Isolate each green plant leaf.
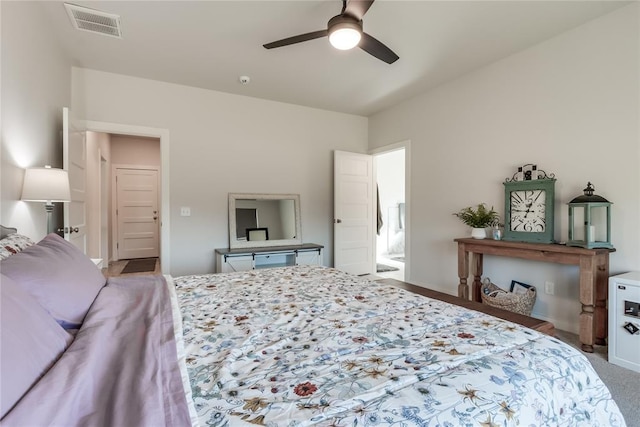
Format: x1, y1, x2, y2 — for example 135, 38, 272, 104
453, 203, 500, 228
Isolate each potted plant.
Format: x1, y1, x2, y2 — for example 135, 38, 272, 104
453, 203, 500, 239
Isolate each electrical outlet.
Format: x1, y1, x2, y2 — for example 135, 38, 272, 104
545, 281, 555, 295
180, 207, 191, 217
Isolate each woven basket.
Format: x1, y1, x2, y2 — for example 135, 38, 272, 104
480, 279, 536, 316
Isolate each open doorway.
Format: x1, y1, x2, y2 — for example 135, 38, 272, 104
374, 148, 405, 281
85, 128, 165, 276
83, 120, 170, 274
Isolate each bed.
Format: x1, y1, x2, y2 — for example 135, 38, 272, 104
0, 231, 627, 426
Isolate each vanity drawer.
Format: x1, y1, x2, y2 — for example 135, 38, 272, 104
254, 253, 295, 269
215, 244, 324, 273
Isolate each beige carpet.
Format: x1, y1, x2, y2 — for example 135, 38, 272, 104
555, 329, 638, 426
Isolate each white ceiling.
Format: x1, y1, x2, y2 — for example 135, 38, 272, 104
39, 0, 628, 116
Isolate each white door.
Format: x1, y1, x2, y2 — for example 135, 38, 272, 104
62, 107, 88, 253
115, 168, 159, 259
334, 151, 375, 275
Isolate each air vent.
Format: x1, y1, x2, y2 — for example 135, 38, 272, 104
64, 3, 122, 39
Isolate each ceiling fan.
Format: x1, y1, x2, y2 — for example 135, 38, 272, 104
263, 0, 399, 64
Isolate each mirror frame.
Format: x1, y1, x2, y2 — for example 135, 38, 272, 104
228, 193, 302, 249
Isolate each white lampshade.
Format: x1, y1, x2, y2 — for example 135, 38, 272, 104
329, 26, 361, 50
21, 167, 71, 202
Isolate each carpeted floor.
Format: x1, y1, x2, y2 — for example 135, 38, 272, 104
120, 258, 157, 274
555, 329, 638, 425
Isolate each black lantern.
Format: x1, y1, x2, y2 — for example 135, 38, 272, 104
567, 182, 613, 249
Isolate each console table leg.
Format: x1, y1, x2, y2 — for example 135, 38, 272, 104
457, 245, 469, 300
594, 254, 609, 346
579, 256, 597, 353
472, 253, 483, 302
580, 305, 595, 353
458, 278, 469, 300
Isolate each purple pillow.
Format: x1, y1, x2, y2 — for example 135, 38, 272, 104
0, 274, 73, 418
0, 233, 106, 329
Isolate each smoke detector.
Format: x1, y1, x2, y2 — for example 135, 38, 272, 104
64, 3, 122, 39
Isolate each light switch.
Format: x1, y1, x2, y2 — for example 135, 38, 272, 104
180, 207, 191, 216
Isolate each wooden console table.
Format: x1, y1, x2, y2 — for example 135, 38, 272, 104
454, 238, 614, 352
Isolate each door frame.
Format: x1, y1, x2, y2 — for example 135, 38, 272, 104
99, 152, 109, 263
63, 107, 88, 252
370, 140, 411, 281
84, 120, 171, 274
112, 164, 160, 261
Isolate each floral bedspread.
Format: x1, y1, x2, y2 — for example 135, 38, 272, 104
174, 266, 625, 427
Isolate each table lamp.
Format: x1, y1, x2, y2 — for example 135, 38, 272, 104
21, 166, 71, 234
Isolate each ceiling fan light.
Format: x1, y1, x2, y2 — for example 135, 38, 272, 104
329, 26, 361, 50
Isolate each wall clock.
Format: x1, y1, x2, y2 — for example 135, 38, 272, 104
503, 164, 556, 244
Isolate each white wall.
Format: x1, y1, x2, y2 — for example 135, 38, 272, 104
72, 68, 368, 275
369, 4, 639, 333
1, 2, 73, 239
110, 135, 160, 166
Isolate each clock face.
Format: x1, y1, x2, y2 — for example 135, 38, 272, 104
510, 190, 546, 232
503, 177, 555, 244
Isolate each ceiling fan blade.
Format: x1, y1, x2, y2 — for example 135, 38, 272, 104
263, 30, 328, 49
359, 32, 399, 64
344, 0, 374, 20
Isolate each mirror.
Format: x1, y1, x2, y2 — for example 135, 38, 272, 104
228, 193, 302, 249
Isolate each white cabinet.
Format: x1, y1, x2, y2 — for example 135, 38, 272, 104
215, 244, 323, 273
296, 249, 322, 266
222, 256, 254, 273
609, 271, 640, 373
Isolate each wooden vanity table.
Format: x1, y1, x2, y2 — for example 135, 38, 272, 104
454, 238, 615, 352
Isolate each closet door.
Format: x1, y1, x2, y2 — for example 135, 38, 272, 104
114, 167, 159, 260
